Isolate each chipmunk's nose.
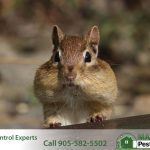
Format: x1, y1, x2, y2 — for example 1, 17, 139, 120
64, 65, 77, 83
68, 65, 73, 72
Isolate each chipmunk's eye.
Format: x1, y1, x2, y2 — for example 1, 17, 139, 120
84, 51, 91, 63
54, 51, 60, 63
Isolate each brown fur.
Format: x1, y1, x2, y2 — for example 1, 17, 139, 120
60, 36, 86, 66
34, 25, 118, 126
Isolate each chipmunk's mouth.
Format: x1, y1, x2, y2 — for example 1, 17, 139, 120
62, 80, 76, 87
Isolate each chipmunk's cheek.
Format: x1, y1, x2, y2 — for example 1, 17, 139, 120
74, 76, 86, 88
73, 73, 80, 83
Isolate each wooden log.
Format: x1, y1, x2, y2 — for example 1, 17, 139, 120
56, 114, 150, 129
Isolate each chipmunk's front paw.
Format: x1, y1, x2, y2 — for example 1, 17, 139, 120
44, 122, 61, 128
49, 122, 61, 128
43, 116, 62, 128
87, 113, 106, 124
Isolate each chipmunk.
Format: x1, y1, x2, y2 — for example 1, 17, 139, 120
34, 25, 118, 127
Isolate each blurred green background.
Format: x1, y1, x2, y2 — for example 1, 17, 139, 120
0, 0, 149, 128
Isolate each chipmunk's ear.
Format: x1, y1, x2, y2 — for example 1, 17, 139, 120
85, 25, 100, 45
52, 25, 64, 47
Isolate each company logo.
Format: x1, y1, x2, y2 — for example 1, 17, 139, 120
116, 133, 136, 149
116, 133, 150, 150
